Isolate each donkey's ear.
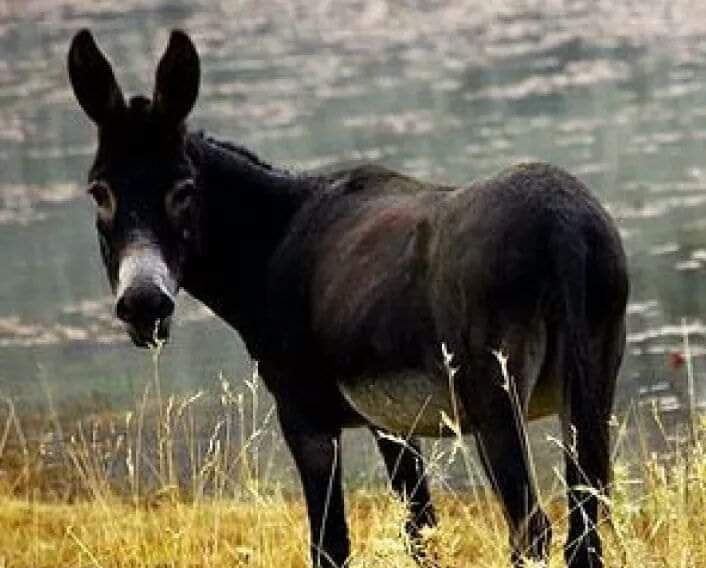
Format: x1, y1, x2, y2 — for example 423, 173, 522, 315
68, 29, 126, 124
153, 30, 200, 125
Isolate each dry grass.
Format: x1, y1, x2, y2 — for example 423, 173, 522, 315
3, 458, 706, 568
2, 347, 706, 567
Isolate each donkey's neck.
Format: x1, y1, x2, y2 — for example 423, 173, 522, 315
182, 132, 318, 353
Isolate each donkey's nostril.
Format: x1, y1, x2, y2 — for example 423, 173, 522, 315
116, 286, 175, 325
116, 295, 131, 323
156, 292, 175, 320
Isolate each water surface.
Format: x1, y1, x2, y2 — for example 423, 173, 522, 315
2, 0, 706, 478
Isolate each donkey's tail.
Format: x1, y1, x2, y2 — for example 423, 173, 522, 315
551, 234, 611, 488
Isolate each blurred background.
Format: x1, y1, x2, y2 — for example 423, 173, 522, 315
2, 0, 706, 484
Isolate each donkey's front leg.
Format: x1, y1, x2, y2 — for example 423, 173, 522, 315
279, 406, 349, 568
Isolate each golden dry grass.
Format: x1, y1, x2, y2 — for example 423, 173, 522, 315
0, 491, 517, 567
3, 354, 706, 567
2, 463, 706, 568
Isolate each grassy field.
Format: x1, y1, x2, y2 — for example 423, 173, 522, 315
2, 353, 706, 567
2, 453, 706, 568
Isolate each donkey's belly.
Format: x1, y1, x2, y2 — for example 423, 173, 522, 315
337, 372, 463, 436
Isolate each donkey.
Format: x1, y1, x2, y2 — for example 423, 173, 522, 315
68, 29, 628, 568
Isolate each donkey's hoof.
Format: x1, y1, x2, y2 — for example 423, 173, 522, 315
511, 510, 552, 567
564, 533, 603, 568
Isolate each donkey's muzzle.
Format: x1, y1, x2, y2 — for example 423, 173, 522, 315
115, 245, 177, 347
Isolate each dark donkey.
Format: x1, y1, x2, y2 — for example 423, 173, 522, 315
68, 29, 628, 568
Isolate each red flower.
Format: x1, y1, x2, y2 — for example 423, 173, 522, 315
669, 350, 686, 370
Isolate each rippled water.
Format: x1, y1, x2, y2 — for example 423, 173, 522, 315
2, 1, 706, 434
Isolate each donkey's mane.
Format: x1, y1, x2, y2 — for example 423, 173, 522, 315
195, 130, 291, 176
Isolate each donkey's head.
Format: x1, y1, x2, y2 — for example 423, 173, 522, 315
68, 30, 201, 347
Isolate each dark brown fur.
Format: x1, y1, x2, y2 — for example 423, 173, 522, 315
68, 30, 629, 568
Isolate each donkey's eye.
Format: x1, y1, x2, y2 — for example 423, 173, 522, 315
87, 181, 115, 222
88, 181, 110, 206
166, 179, 195, 220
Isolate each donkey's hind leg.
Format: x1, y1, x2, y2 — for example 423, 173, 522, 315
562, 321, 624, 568
461, 349, 552, 567
372, 429, 437, 560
